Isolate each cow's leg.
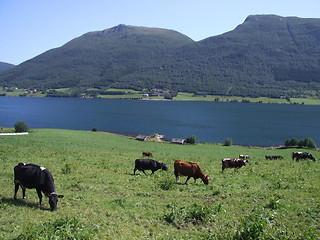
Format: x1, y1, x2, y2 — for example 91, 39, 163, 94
184, 176, 191, 184
134, 168, 137, 175
36, 189, 43, 206
22, 187, 26, 199
176, 176, 180, 183
142, 170, 147, 175
14, 183, 19, 199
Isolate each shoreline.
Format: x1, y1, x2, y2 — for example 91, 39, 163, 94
1, 127, 317, 150
1, 91, 320, 105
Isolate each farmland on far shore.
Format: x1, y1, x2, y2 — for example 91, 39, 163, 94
0, 128, 319, 239
1, 87, 320, 105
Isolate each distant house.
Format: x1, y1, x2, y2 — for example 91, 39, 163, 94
157, 134, 164, 141
171, 138, 185, 144
136, 135, 150, 141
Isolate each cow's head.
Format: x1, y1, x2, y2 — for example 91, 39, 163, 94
203, 175, 210, 185
309, 154, 316, 161
48, 192, 64, 211
161, 163, 168, 171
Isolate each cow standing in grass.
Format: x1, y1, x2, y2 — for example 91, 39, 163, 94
174, 160, 209, 185
292, 152, 316, 162
265, 155, 283, 160
14, 163, 64, 211
142, 152, 153, 157
134, 159, 168, 175
222, 158, 247, 172
239, 155, 250, 159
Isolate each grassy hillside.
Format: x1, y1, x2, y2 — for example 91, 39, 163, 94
0, 129, 319, 239
1, 15, 320, 99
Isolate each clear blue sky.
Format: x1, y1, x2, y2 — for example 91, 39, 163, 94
1, 0, 319, 65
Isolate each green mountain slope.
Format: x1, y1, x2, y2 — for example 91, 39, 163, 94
1, 15, 319, 98
168, 15, 320, 97
0, 61, 15, 73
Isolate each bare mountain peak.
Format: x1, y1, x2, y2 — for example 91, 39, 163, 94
244, 14, 285, 23
111, 24, 130, 32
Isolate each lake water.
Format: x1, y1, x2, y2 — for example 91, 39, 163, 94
0, 97, 319, 146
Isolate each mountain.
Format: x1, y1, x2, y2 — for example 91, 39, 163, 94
1, 15, 319, 98
171, 15, 320, 97
0, 24, 194, 90
0, 62, 15, 73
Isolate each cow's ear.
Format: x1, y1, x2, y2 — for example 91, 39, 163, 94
58, 195, 64, 198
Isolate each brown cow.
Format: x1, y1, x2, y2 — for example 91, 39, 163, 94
292, 152, 316, 162
222, 158, 247, 172
174, 160, 209, 185
142, 152, 153, 157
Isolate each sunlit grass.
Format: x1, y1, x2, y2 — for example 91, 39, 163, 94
290, 98, 320, 105
0, 129, 319, 239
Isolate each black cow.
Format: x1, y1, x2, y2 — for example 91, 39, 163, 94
134, 159, 168, 175
265, 155, 283, 160
14, 163, 64, 211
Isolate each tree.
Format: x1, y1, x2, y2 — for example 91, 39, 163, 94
299, 138, 317, 149
224, 138, 232, 146
14, 121, 29, 133
186, 135, 197, 144
289, 138, 299, 146
285, 139, 291, 147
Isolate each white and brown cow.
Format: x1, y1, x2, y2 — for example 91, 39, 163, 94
222, 158, 247, 172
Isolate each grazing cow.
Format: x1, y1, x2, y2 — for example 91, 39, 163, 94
134, 159, 168, 175
292, 152, 316, 162
222, 158, 247, 172
174, 160, 209, 185
239, 155, 250, 159
14, 163, 64, 211
142, 151, 153, 157
265, 155, 283, 160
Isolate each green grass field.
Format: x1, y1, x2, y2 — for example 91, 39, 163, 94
0, 129, 319, 239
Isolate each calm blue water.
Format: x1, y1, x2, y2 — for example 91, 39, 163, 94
0, 97, 319, 146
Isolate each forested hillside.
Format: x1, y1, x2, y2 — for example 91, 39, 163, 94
1, 15, 319, 98
0, 62, 15, 73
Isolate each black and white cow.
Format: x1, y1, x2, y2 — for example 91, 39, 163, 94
134, 159, 168, 175
14, 163, 64, 211
222, 158, 247, 172
292, 152, 316, 162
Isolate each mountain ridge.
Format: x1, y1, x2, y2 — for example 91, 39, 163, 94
0, 62, 15, 73
1, 15, 319, 98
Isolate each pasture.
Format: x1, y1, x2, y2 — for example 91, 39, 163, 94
0, 129, 319, 239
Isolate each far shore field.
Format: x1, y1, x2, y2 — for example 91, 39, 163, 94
1, 87, 320, 105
